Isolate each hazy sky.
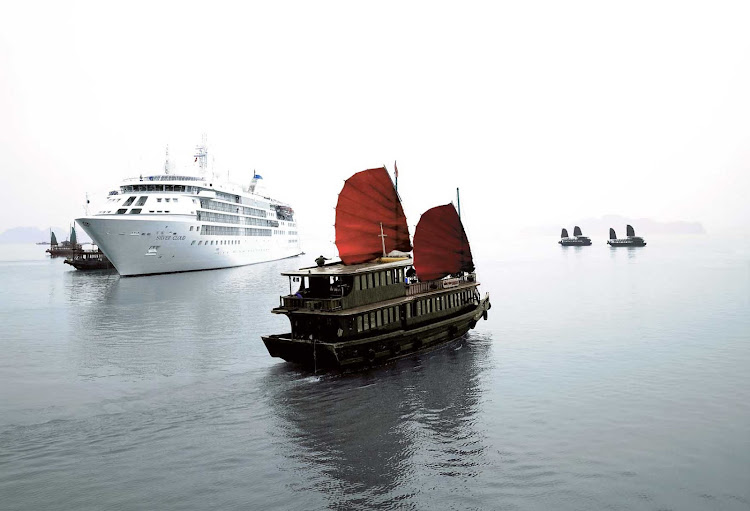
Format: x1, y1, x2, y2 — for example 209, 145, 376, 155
2, 1, 749, 243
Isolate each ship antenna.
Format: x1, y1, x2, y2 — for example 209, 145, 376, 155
379, 222, 388, 257
193, 134, 208, 175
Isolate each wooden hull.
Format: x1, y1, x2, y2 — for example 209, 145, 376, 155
262, 296, 490, 370
559, 240, 591, 246
607, 240, 646, 247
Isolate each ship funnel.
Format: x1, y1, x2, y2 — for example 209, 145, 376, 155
626, 224, 635, 237
561, 228, 569, 238
573, 226, 582, 236
609, 228, 616, 240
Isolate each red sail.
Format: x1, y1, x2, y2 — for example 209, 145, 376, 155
335, 167, 412, 265
413, 204, 474, 281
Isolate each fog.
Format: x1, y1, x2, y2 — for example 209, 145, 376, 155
2, 1, 749, 245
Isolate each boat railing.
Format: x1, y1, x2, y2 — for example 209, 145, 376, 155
405, 274, 476, 296
122, 175, 205, 183
279, 296, 343, 311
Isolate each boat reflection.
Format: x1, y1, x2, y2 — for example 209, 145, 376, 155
261, 333, 492, 508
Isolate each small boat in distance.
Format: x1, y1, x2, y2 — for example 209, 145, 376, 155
64, 248, 115, 271
607, 225, 646, 247
46, 226, 83, 257
559, 226, 592, 246
261, 166, 490, 371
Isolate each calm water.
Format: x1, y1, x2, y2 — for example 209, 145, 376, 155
1, 236, 749, 510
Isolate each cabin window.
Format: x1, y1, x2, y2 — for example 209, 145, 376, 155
363, 314, 370, 331
129, 208, 141, 214
354, 276, 360, 291
136, 196, 148, 206
361, 275, 367, 290
417, 301, 422, 316
389, 307, 394, 323
370, 312, 376, 328
376, 310, 382, 326
165, 198, 170, 203
395, 307, 400, 321
123, 196, 136, 206
198, 241, 203, 245
368, 273, 374, 288
157, 198, 162, 202
374, 272, 380, 287
116, 209, 127, 214
386, 271, 392, 285
189, 226, 193, 231
357, 316, 363, 332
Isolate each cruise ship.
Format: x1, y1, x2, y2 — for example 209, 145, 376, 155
76, 141, 303, 276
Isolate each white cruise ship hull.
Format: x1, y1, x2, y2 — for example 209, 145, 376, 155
77, 216, 303, 276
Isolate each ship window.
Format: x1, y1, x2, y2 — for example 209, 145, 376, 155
189, 226, 193, 231
173, 198, 178, 203
157, 198, 162, 202
135, 196, 148, 206
191, 240, 196, 245
376, 310, 382, 326
360, 275, 367, 290
395, 307, 400, 321
198, 241, 203, 245
369, 274, 374, 288
363, 315, 369, 331
357, 316, 363, 332
386, 271, 392, 285
123, 196, 136, 206
354, 277, 360, 291
129, 208, 141, 214
374, 273, 380, 287
165, 198, 170, 202
370, 312, 376, 328
116, 209, 127, 214
388, 308, 394, 323
417, 301, 422, 316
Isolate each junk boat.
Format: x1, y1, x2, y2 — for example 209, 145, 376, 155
64, 248, 115, 271
559, 226, 592, 246
262, 166, 491, 370
46, 226, 82, 257
607, 225, 646, 247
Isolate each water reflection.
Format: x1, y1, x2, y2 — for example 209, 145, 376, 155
63, 258, 302, 379
261, 334, 492, 509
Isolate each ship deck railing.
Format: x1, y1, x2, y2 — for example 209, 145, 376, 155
279, 296, 343, 311
406, 274, 475, 296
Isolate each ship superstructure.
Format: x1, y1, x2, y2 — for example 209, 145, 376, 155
76, 141, 302, 276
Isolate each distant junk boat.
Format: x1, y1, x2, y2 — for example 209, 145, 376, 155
261, 165, 491, 371
559, 226, 592, 246
46, 225, 83, 257
607, 225, 647, 247
64, 248, 115, 271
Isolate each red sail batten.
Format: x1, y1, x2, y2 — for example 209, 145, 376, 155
335, 167, 412, 265
413, 204, 474, 281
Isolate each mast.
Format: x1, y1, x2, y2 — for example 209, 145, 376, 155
379, 223, 387, 257
194, 134, 208, 175
456, 188, 461, 219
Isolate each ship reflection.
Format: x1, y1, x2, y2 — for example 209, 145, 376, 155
261, 334, 492, 509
